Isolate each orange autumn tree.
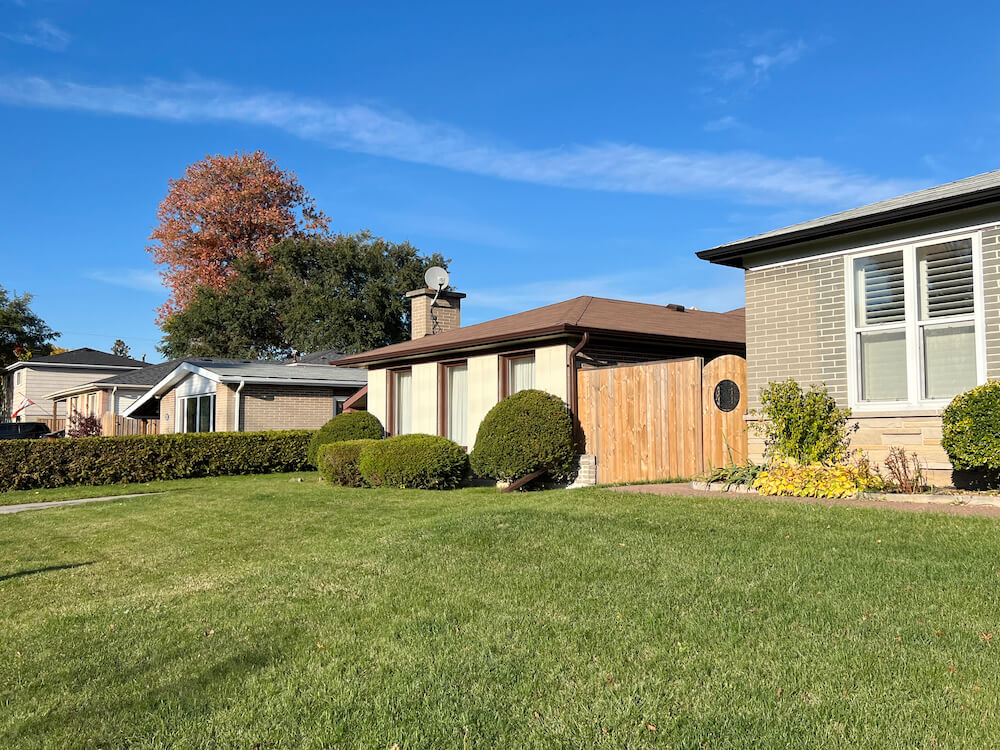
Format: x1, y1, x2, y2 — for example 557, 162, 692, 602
147, 151, 330, 320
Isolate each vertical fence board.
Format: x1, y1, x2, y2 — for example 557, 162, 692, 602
576, 356, 746, 484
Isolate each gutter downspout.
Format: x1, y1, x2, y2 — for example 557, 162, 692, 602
567, 332, 589, 449
234, 379, 246, 432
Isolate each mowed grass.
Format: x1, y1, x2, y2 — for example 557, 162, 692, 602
1, 475, 999, 749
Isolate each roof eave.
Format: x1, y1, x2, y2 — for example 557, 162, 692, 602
336, 324, 745, 368
697, 185, 1000, 267
334, 327, 574, 368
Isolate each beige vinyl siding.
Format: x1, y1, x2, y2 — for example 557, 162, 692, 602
16, 367, 139, 421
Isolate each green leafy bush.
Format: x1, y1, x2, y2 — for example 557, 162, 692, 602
0, 430, 313, 491
317, 439, 377, 487
358, 434, 468, 489
942, 381, 1000, 475
470, 389, 576, 482
753, 379, 853, 463
307, 411, 384, 465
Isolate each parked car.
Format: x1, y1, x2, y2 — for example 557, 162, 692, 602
0, 422, 53, 440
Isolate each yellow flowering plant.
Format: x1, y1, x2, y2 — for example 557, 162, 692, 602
753, 456, 886, 499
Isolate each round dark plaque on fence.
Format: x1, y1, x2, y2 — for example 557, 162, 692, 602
713, 379, 740, 412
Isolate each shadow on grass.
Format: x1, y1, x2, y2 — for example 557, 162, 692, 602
0, 562, 95, 583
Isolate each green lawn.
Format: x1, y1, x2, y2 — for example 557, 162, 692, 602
1, 475, 998, 749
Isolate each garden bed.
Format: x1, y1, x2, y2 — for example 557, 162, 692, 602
690, 481, 1000, 507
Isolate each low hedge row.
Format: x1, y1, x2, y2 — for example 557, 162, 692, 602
0, 430, 314, 491
359, 434, 468, 489
307, 411, 385, 466
317, 439, 378, 488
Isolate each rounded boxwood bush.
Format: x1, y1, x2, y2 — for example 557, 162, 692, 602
317, 438, 378, 487
942, 381, 1000, 473
358, 434, 468, 489
470, 389, 576, 482
308, 411, 384, 466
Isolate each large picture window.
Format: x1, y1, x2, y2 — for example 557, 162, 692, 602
181, 394, 215, 432
389, 368, 412, 435
849, 234, 982, 408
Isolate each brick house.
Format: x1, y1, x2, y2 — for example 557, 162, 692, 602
122, 359, 367, 433
698, 170, 1000, 484
336, 287, 745, 450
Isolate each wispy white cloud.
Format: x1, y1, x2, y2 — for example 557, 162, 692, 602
1, 19, 70, 51
86, 269, 163, 293
704, 115, 740, 132
705, 35, 812, 96
0, 74, 922, 207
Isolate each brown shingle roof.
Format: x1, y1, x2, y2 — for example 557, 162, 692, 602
336, 296, 746, 367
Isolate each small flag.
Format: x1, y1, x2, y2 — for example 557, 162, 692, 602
11, 397, 35, 419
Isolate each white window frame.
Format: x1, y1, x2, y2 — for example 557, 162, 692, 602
179, 393, 216, 433
844, 228, 987, 412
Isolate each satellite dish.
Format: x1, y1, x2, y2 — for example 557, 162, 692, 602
424, 266, 450, 291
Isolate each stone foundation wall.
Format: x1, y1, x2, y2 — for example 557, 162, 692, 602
747, 412, 953, 486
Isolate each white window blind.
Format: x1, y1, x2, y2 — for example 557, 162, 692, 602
509, 356, 535, 394
446, 364, 468, 446
856, 251, 905, 326
918, 239, 974, 320
859, 330, 907, 401
923, 324, 977, 400
393, 370, 412, 435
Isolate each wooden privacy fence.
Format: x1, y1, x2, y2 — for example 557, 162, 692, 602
101, 414, 159, 437
576, 355, 748, 484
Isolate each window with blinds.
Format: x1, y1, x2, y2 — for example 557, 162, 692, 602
849, 234, 981, 405
855, 251, 905, 326
918, 239, 974, 320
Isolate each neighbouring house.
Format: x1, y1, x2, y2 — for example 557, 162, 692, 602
335, 288, 746, 467
44, 358, 192, 435
122, 359, 367, 433
698, 169, 1000, 485
4, 348, 147, 426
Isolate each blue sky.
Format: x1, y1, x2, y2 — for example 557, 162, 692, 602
2, 1, 998, 362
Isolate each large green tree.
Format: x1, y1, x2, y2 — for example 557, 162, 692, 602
0, 285, 58, 368
1, 285, 59, 416
158, 232, 447, 359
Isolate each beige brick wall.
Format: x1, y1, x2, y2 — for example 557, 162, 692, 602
216, 383, 235, 432
745, 255, 847, 411
744, 222, 1000, 487
408, 289, 463, 339
159, 389, 176, 434
240, 385, 336, 432
983, 226, 1000, 380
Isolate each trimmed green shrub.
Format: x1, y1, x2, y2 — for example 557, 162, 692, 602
942, 382, 1000, 474
470, 389, 576, 482
0, 430, 313, 492
317, 439, 377, 487
358, 434, 468, 489
308, 411, 384, 465
753, 379, 853, 463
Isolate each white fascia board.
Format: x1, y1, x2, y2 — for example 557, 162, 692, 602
4, 361, 145, 372
121, 363, 222, 418
214, 375, 367, 387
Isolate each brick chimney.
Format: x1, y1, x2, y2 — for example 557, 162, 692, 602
407, 288, 466, 339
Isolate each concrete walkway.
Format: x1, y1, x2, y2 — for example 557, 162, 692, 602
613, 483, 1000, 519
0, 492, 160, 515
